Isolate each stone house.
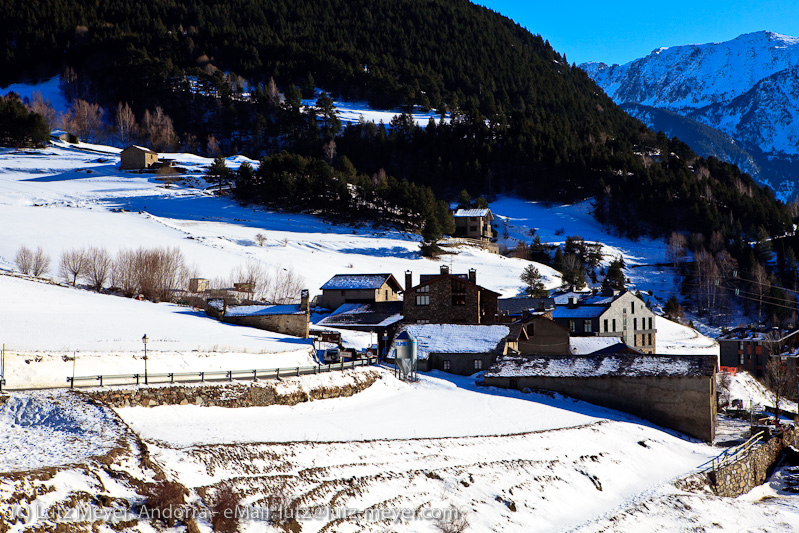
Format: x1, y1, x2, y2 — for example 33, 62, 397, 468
318, 273, 402, 310
552, 289, 657, 354
120, 145, 159, 170
387, 323, 510, 375
213, 290, 311, 338
453, 208, 495, 240
718, 327, 799, 378
484, 354, 718, 441
316, 301, 404, 356
402, 266, 499, 325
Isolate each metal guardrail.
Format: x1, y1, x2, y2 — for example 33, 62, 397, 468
699, 433, 764, 473
66, 357, 378, 388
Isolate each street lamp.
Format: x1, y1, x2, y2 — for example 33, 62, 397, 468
142, 334, 148, 385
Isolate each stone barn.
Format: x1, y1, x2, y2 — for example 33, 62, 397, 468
214, 290, 311, 338
120, 145, 159, 170
484, 354, 717, 441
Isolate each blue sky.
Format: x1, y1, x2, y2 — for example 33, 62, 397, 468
476, 1, 799, 65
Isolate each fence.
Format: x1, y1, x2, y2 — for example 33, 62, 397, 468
67, 357, 378, 388
698, 432, 764, 473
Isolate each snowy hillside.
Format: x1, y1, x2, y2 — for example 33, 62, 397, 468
582, 31, 799, 198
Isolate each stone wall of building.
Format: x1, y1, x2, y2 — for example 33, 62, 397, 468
222, 312, 309, 338
710, 427, 799, 497
83, 369, 379, 409
483, 374, 716, 441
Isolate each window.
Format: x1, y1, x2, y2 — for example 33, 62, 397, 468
648, 317, 653, 330
474, 359, 483, 370
452, 294, 466, 306
604, 319, 609, 332
417, 319, 430, 324
634, 318, 638, 331
452, 280, 466, 292
569, 320, 576, 333
631, 302, 635, 314
418, 285, 429, 293
416, 294, 429, 306
583, 320, 592, 333
528, 323, 535, 337
443, 360, 451, 371
739, 353, 745, 365
612, 319, 616, 331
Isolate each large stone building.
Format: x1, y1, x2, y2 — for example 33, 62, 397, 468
120, 145, 159, 170
318, 273, 402, 310
402, 266, 499, 325
484, 353, 718, 441
452, 208, 495, 241
552, 290, 657, 354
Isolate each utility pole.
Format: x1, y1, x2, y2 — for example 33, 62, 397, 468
142, 334, 148, 385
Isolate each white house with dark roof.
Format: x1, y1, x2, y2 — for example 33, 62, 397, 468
318, 273, 403, 310
453, 208, 494, 240
552, 289, 656, 354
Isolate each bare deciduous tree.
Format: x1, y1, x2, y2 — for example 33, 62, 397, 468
667, 232, 687, 268
15, 246, 34, 274
59, 248, 87, 285
116, 101, 137, 147
434, 505, 469, 533
255, 233, 267, 247
27, 92, 57, 130
70, 99, 105, 142
31, 246, 50, 277
752, 264, 770, 324
143, 107, 177, 151
765, 356, 795, 421
84, 246, 113, 291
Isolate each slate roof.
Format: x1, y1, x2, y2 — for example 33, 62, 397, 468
499, 297, 555, 315
552, 306, 606, 319
717, 326, 799, 343
317, 302, 403, 328
321, 273, 400, 291
569, 337, 639, 355
486, 354, 716, 378
453, 208, 492, 217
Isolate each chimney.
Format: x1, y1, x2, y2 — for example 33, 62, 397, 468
405, 270, 413, 291
440, 265, 450, 275
468, 268, 476, 285
300, 289, 309, 312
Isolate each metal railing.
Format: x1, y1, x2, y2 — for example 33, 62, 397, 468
699, 433, 764, 473
66, 357, 378, 388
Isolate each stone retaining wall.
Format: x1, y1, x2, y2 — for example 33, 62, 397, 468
82, 369, 380, 409
710, 427, 799, 497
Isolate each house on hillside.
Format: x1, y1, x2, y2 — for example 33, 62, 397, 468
552, 289, 657, 354
402, 266, 499, 325
387, 323, 510, 374
318, 273, 403, 310
453, 208, 495, 241
484, 354, 718, 441
496, 296, 555, 323
211, 290, 311, 338
718, 327, 799, 378
50, 130, 78, 144
120, 145, 159, 170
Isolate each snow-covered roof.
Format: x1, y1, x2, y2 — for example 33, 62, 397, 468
552, 306, 606, 319
389, 324, 509, 360
318, 302, 403, 328
321, 274, 397, 291
122, 145, 157, 154
453, 208, 492, 218
225, 304, 305, 317
569, 337, 632, 355
718, 327, 799, 342
486, 354, 716, 378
